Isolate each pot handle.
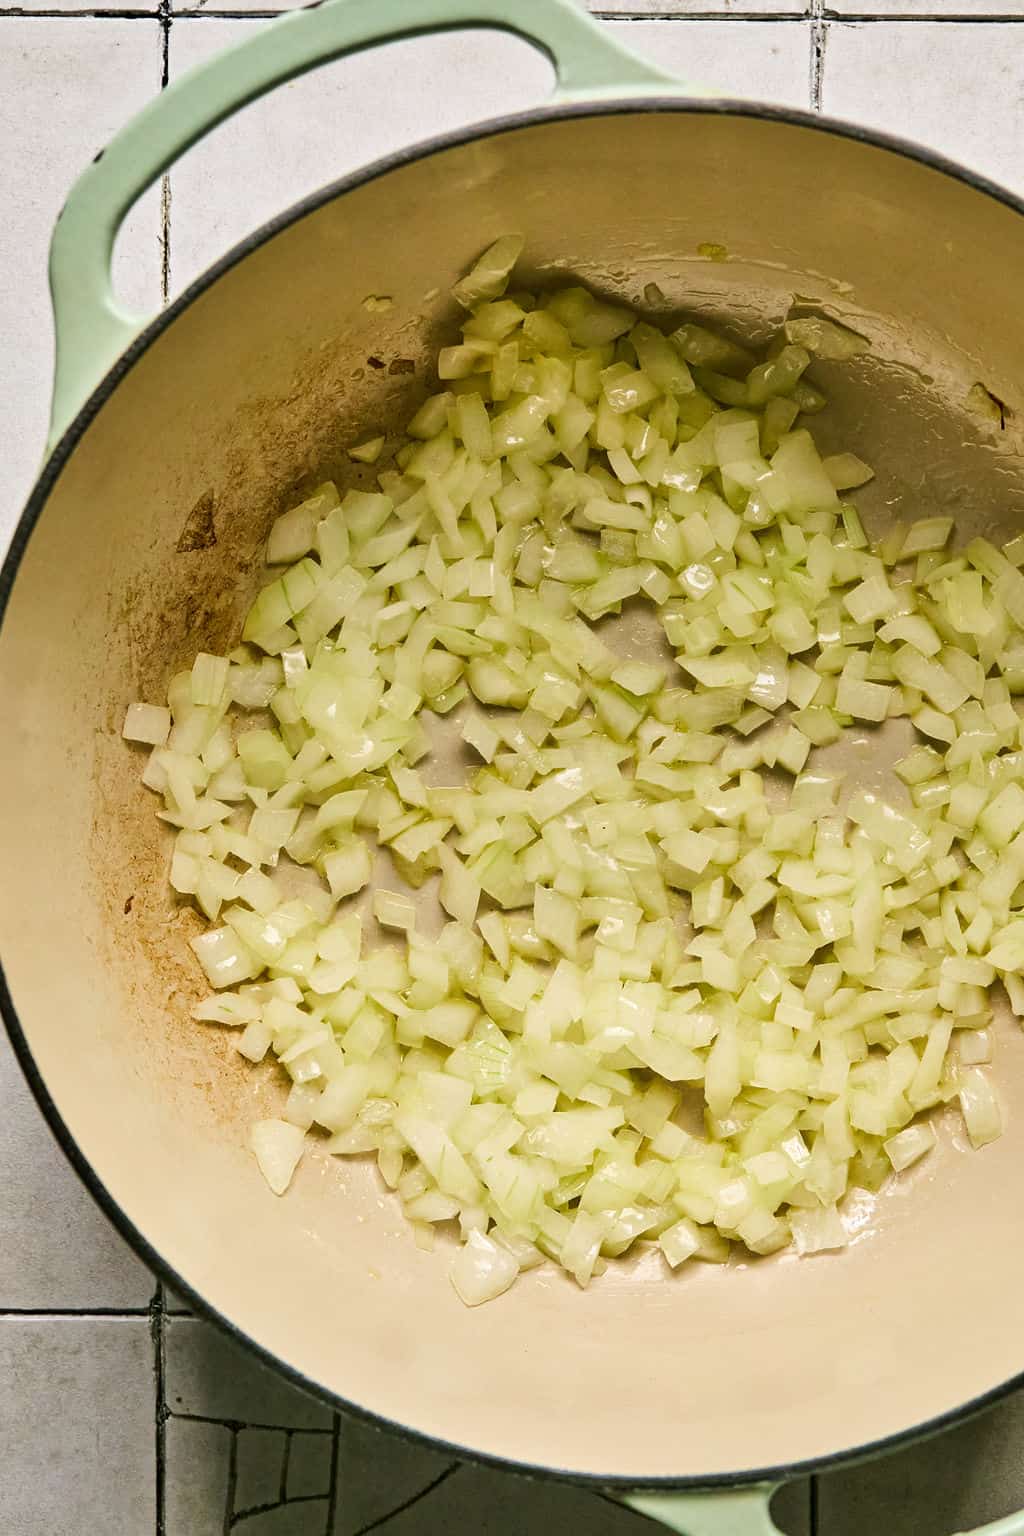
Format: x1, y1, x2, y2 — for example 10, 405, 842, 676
955, 1515, 1024, 1535
620, 1485, 782, 1533
46, 0, 677, 451
620, 1485, 1024, 1534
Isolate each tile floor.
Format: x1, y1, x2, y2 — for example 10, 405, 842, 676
1, 2, 1023, 1531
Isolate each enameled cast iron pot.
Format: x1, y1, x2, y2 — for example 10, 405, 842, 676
3, 2, 1024, 1529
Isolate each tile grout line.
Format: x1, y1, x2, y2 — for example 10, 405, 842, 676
159, 0, 172, 305
810, 0, 826, 111
160, 172, 172, 304
352, 1463, 460, 1536
0, 6, 158, 15
169, 5, 1024, 17
166, 1409, 334, 1432
593, 8, 815, 17
279, 1429, 293, 1505
233, 1492, 329, 1523
222, 1428, 238, 1533
823, 8, 1024, 16
152, 21, 173, 1527
159, 9, 1024, 19
0, 1306, 154, 1317
325, 1413, 342, 1534
1, 7, 1023, 18
150, 1283, 168, 1536
810, 1472, 820, 1536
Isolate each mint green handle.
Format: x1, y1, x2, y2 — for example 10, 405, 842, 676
955, 1515, 1024, 1536
46, 0, 677, 451
623, 1485, 781, 1534
621, 1481, 1024, 1533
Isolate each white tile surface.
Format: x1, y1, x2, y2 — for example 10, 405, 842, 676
167, 0, 327, 8
171, 0, 315, 9
600, 1, 806, 11
614, 19, 810, 102
170, 0, 808, 12
0, 1036, 154, 1308
0, 1318, 155, 1533
822, 22, 1024, 197
0, 18, 163, 545
167, 17, 807, 300
828, 2, 1018, 13
26, 0, 161, 9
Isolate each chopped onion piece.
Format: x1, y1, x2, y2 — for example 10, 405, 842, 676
190, 927, 258, 988
250, 1118, 305, 1194
123, 702, 171, 746
884, 1122, 936, 1172
784, 315, 869, 360
349, 436, 385, 464
959, 1068, 1003, 1150
373, 889, 416, 931
823, 453, 874, 491
790, 1207, 847, 1256
658, 1218, 701, 1269
452, 235, 524, 309
449, 1228, 519, 1305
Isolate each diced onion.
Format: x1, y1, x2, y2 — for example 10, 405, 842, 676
129, 244, 1019, 1306
790, 1207, 848, 1255
123, 702, 171, 745
784, 315, 869, 361
658, 1218, 701, 1268
449, 1228, 519, 1305
959, 1068, 1003, 1150
349, 436, 385, 465
249, 1118, 305, 1194
884, 1122, 936, 1173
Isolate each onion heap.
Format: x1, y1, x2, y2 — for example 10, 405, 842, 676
125, 237, 1015, 1306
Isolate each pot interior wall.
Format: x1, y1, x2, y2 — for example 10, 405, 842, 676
2, 108, 1024, 1481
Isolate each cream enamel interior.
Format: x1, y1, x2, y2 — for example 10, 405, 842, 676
3, 110, 1024, 1482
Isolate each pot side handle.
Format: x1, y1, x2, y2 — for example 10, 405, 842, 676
46, 0, 678, 452
622, 1485, 783, 1534
955, 1515, 1024, 1536
621, 1486, 1024, 1535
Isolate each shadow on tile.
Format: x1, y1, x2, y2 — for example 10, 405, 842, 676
166, 1417, 232, 1536
164, 1316, 331, 1429
817, 1388, 1024, 1536
332, 1459, 810, 1535
335, 1416, 451, 1534
163, 1283, 195, 1315
158, 1327, 812, 1534
333, 1414, 810, 1535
